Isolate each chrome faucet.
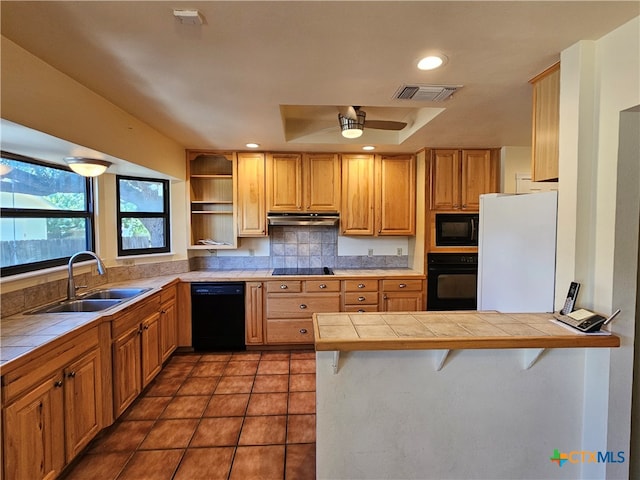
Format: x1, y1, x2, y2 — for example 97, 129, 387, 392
67, 251, 106, 300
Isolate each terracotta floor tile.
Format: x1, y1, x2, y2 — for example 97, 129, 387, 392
176, 376, 220, 396
139, 419, 199, 450
168, 354, 201, 364
253, 374, 289, 393
122, 396, 171, 420
173, 447, 234, 480
63, 452, 132, 480
239, 415, 287, 445
144, 376, 184, 396
257, 359, 290, 375
247, 392, 288, 415
229, 445, 285, 480
191, 361, 227, 377
290, 351, 316, 360
289, 373, 316, 392
259, 351, 291, 361
285, 443, 316, 480
88, 420, 154, 453
157, 363, 195, 378
215, 375, 254, 394
116, 449, 183, 480
288, 391, 316, 414
204, 393, 250, 417
160, 395, 209, 419
199, 353, 232, 362
190, 417, 243, 447
287, 414, 316, 444
231, 351, 262, 361
290, 358, 316, 374
224, 359, 259, 375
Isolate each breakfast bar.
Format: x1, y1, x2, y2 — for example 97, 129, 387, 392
313, 311, 620, 480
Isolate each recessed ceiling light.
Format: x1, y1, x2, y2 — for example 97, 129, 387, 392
245, 143, 260, 148
362, 146, 375, 151
417, 54, 448, 71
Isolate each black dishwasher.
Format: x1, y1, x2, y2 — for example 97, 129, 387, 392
191, 283, 245, 351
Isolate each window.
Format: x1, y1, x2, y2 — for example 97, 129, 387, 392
0, 152, 95, 276
116, 175, 170, 256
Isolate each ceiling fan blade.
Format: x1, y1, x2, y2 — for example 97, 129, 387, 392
364, 120, 407, 131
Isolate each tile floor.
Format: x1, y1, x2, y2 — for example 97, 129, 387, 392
62, 350, 316, 480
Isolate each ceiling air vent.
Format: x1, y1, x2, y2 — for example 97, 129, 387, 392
394, 84, 461, 102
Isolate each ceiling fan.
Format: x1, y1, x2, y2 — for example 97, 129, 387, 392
338, 106, 407, 138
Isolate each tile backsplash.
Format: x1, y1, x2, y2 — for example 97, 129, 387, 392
270, 225, 337, 269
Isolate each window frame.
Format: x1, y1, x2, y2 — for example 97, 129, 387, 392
0, 151, 96, 277
116, 174, 170, 257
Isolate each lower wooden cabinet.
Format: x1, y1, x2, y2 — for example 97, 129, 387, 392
343, 279, 379, 312
245, 282, 264, 345
160, 285, 178, 362
381, 279, 425, 312
2, 329, 102, 480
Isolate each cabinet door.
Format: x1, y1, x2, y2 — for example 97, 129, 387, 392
304, 153, 340, 211
237, 152, 267, 236
141, 311, 162, 387
267, 153, 303, 211
245, 282, 264, 345
64, 348, 102, 461
430, 150, 460, 210
341, 154, 375, 235
460, 150, 495, 210
3, 374, 65, 480
113, 325, 142, 418
531, 63, 560, 181
377, 154, 415, 235
160, 299, 178, 362
382, 292, 424, 312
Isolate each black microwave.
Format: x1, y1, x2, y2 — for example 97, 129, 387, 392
435, 213, 479, 247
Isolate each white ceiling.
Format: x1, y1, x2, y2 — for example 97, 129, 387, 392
1, 1, 638, 154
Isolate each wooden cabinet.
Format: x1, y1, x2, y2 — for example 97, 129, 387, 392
381, 279, 425, 312
245, 281, 264, 345
237, 152, 267, 236
265, 279, 340, 344
530, 63, 560, 181
430, 149, 498, 211
267, 153, 340, 212
187, 151, 237, 249
111, 293, 162, 417
341, 154, 415, 235
159, 285, 178, 362
343, 279, 379, 312
2, 328, 102, 480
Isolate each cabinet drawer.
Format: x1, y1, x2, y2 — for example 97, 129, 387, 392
266, 281, 302, 293
343, 280, 379, 292
111, 294, 161, 338
305, 280, 340, 292
266, 294, 340, 319
343, 305, 379, 313
344, 292, 379, 305
266, 320, 314, 344
381, 279, 423, 292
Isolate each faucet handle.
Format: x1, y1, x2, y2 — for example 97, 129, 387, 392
75, 285, 87, 291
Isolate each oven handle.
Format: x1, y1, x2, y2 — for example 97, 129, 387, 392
428, 265, 477, 274
470, 217, 477, 243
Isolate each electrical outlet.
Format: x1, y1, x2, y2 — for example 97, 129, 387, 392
122, 258, 134, 266
249, 249, 255, 256
368, 248, 374, 257
397, 247, 403, 256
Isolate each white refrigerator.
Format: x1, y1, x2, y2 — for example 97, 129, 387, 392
477, 191, 558, 313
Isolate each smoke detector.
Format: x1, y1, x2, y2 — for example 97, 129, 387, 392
173, 9, 203, 25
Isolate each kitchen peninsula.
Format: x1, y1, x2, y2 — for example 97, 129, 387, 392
313, 311, 620, 480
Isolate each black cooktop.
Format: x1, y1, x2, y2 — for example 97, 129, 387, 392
272, 267, 334, 276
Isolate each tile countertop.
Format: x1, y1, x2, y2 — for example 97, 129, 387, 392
0, 268, 424, 369
313, 311, 621, 351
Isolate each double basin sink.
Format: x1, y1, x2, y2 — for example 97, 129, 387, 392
28, 288, 151, 314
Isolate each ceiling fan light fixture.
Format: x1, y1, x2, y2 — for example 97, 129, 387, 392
417, 54, 448, 71
339, 110, 366, 139
64, 157, 112, 177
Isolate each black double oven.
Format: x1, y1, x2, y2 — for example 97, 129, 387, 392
427, 213, 479, 311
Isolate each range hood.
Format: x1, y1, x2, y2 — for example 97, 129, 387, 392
267, 212, 339, 226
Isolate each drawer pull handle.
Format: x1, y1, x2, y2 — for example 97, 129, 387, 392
319, 284, 327, 289
357, 283, 365, 289
280, 284, 288, 289
358, 296, 366, 302
54, 380, 63, 388
67, 371, 76, 378
299, 328, 308, 334
357, 309, 365, 313
299, 304, 307, 309
399, 283, 407, 288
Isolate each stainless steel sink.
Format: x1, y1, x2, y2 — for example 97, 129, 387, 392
80, 287, 151, 300
29, 298, 122, 314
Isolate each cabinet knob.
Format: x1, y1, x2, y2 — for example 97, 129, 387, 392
357, 309, 365, 313
161, 309, 167, 314
299, 328, 308, 334
258, 284, 262, 289
453, 204, 460, 209
462, 204, 467, 209
357, 296, 366, 302
399, 283, 407, 288
383, 294, 388, 300
67, 371, 76, 378
357, 283, 366, 289
299, 304, 307, 309
280, 284, 288, 289
319, 284, 327, 289
143, 325, 149, 330
54, 380, 63, 388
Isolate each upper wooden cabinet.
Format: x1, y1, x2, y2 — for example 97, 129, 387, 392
430, 149, 498, 211
237, 152, 267, 236
342, 154, 416, 236
530, 63, 560, 182
266, 153, 340, 212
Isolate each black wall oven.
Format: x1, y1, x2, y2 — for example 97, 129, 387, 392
427, 253, 478, 310
435, 213, 479, 247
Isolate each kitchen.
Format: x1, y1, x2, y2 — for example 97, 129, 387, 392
1, 2, 639, 480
